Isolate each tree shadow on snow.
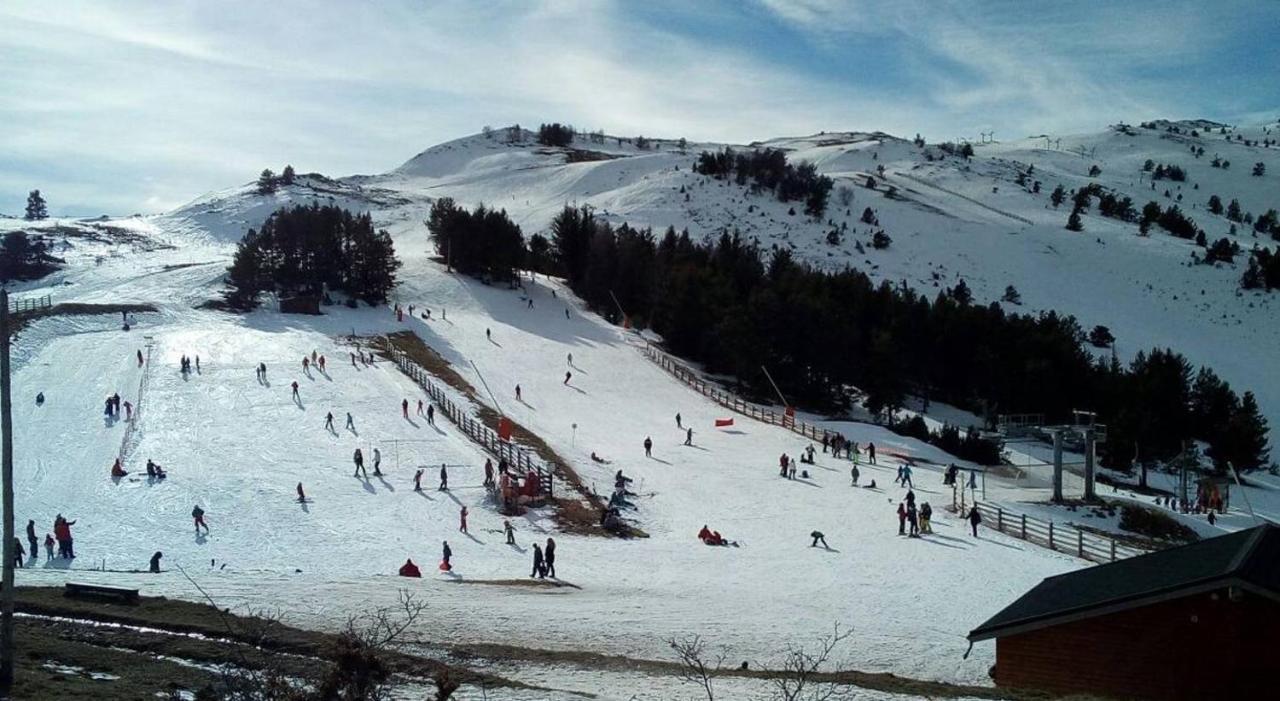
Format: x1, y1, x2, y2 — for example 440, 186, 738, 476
648, 456, 672, 465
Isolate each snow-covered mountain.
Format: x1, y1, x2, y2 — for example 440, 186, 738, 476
140, 119, 1280, 432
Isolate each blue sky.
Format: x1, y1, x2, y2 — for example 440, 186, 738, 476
2, 0, 1277, 216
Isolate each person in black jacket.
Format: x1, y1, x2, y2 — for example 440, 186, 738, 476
531, 543, 545, 579
968, 505, 982, 537
544, 537, 556, 578
149, 551, 163, 573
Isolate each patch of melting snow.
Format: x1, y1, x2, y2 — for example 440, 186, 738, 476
42, 660, 120, 681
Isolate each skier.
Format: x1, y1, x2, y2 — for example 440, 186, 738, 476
531, 543, 545, 579
567, 352, 573, 366
192, 505, 209, 534
486, 328, 491, 341
291, 381, 299, 400
372, 447, 382, 476
258, 362, 267, 382
643, 436, 653, 458
324, 412, 335, 431
439, 463, 448, 491
441, 541, 452, 571
504, 520, 516, 545
426, 404, 434, 425
685, 428, 693, 446
484, 459, 494, 487
112, 393, 121, 415
907, 503, 919, 537
123, 400, 133, 421
527, 298, 534, 309
137, 349, 144, 367
920, 502, 933, 534
311, 350, 318, 364
195, 356, 201, 373
43, 533, 54, 561
296, 482, 306, 503
850, 464, 860, 486
402, 398, 409, 418
868, 442, 877, 464
895, 465, 905, 486
318, 355, 326, 372
353, 448, 366, 478
967, 505, 982, 537
416, 399, 424, 416
810, 531, 829, 548
563, 371, 572, 385
516, 385, 522, 401
25, 519, 37, 562
413, 468, 424, 492
901, 465, 913, 489
345, 412, 355, 431
303, 357, 310, 373
544, 537, 557, 578
675, 413, 682, 429
1208, 510, 1217, 526
822, 434, 829, 453
149, 551, 163, 573
103, 396, 113, 418
459, 506, 468, 533
564, 308, 569, 319
897, 502, 907, 535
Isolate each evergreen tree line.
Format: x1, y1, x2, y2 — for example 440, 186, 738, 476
0, 231, 62, 282
537, 123, 575, 147
224, 204, 400, 309
426, 198, 524, 284
428, 200, 1271, 472
1242, 247, 1280, 290
24, 190, 48, 220
256, 165, 297, 194
693, 147, 834, 217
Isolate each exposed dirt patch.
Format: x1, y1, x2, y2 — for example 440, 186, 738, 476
375, 331, 646, 539
8, 302, 159, 337
446, 578, 582, 590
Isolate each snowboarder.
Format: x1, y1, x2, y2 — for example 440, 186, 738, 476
398, 558, 421, 577
644, 436, 653, 458
868, 442, 877, 464
372, 447, 381, 476
353, 448, 366, 478
810, 531, 829, 548
544, 537, 556, 578
324, 412, 335, 431
563, 371, 571, 385
897, 502, 907, 535
967, 505, 982, 537
439, 463, 448, 491
291, 381, 299, 400
675, 413, 682, 429
413, 468, 424, 492
192, 505, 209, 534
531, 543, 545, 579
459, 506, 468, 533
504, 520, 516, 545
441, 541, 452, 571
685, 428, 693, 446
402, 398, 409, 418
149, 551, 163, 573
345, 412, 355, 431
297, 482, 306, 503
850, 465, 860, 486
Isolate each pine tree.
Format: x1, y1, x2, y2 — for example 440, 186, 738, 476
1253, 162, 1266, 177
1227, 199, 1243, 222
257, 169, 277, 195
1066, 210, 1083, 231
1208, 195, 1223, 215
24, 190, 48, 220
1224, 392, 1270, 470
1050, 185, 1066, 207
281, 165, 296, 185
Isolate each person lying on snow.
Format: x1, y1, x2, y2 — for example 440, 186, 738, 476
591, 452, 612, 464
145, 459, 167, 479
111, 459, 128, 478
698, 525, 737, 547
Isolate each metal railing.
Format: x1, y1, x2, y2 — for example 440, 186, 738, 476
8, 294, 52, 315
968, 501, 1147, 564
641, 342, 836, 443
386, 345, 552, 497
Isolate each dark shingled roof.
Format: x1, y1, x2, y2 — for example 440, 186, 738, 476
969, 524, 1280, 642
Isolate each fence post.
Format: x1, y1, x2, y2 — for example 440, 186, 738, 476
1078, 529, 1084, 558
1021, 514, 1026, 540
997, 508, 1003, 532
1111, 539, 1117, 562
1048, 522, 1054, 550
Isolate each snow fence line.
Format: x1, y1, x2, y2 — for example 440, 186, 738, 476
386, 343, 553, 498
891, 172, 1034, 226
116, 338, 154, 466
640, 342, 835, 444
968, 500, 1149, 564
9, 293, 53, 315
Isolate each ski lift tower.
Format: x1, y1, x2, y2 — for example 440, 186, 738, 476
1046, 410, 1106, 503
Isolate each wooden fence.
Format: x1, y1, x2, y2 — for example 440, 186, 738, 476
641, 342, 836, 443
387, 345, 552, 497
970, 501, 1147, 564
9, 294, 52, 315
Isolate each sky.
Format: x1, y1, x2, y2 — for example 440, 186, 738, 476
2, 0, 1278, 217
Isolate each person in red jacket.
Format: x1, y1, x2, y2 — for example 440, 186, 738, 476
398, 558, 422, 577
897, 502, 908, 535
111, 458, 128, 478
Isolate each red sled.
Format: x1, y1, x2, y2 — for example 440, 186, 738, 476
439, 561, 452, 571
715, 418, 734, 428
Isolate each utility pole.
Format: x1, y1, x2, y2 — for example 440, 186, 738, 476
1, 289, 14, 694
